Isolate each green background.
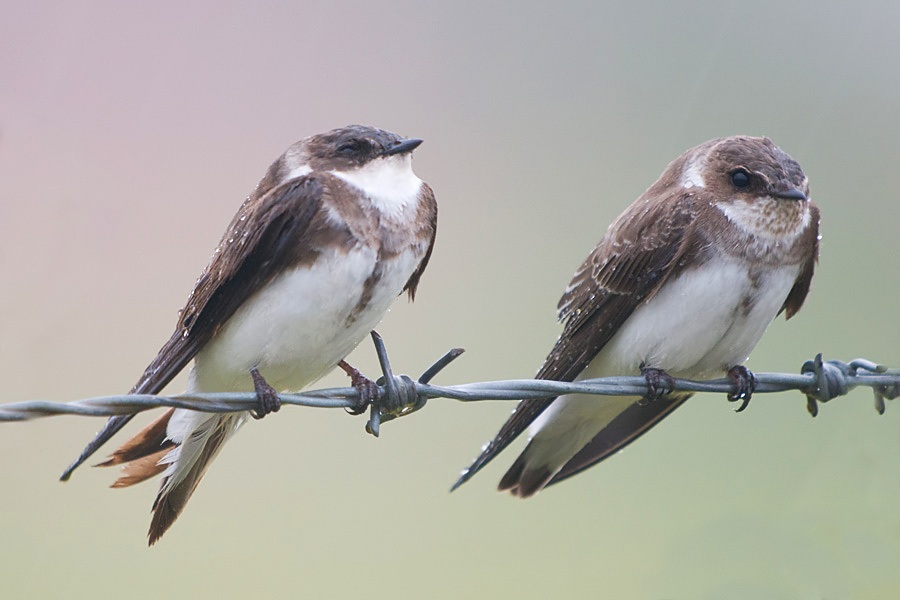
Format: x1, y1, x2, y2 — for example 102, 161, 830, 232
3, 1, 900, 598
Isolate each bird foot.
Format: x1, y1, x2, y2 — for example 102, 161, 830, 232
727, 365, 756, 412
249, 368, 281, 419
639, 366, 676, 405
338, 360, 381, 415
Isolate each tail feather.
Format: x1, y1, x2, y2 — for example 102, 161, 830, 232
91, 406, 244, 545
96, 408, 176, 488
497, 447, 553, 498
95, 408, 175, 467
110, 449, 170, 488
147, 413, 243, 545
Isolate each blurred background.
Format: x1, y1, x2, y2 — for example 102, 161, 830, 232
2, 1, 900, 598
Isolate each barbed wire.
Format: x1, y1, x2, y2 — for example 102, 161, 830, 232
2, 332, 899, 436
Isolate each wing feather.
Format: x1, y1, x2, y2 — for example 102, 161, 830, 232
60, 176, 328, 480
402, 183, 438, 301
780, 203, 819, 319
451, 191, 703, 490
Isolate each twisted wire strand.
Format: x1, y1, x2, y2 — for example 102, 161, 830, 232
2, 333, 899, 434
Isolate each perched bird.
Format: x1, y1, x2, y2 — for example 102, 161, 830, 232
61, 125, 437, 544
452, 136, 818, 497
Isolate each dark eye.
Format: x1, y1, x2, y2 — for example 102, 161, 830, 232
337, 139, 365, 155
730, 168, 752, 189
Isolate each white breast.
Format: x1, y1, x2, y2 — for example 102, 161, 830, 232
588, 254, 801, 379
528, 255, 800, 445
188, 244, 421, 394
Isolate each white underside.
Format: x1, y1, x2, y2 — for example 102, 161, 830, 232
190, 245, 422, 393
526, 254, 801, 474
161, 244, 422, 490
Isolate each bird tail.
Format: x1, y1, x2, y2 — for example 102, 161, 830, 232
94, 408, 176, 487
95, 408, 246, 545
147, 411, 245, 545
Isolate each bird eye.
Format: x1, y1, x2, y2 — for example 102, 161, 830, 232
337, 139, 364, 155
730, 168, 752, 189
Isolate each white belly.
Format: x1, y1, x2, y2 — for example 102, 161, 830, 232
187, 245, 421, 393
529, 255, 800, 444
588, 255, 800, 379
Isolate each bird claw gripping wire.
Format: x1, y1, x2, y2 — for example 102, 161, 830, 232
363, 331, 465, 437
3, 352, 899, 425
801, 354, 900, 417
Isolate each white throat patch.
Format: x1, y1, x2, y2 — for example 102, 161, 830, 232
716, 196, 812, 242
330, 155, 423, 218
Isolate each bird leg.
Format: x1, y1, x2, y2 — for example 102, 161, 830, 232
727, 365, 756, 412
338, 359, 381, 415
249, 368, 281, 419
639, 366, 676, 405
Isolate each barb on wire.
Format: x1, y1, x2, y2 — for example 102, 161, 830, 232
2, 332, 899, 433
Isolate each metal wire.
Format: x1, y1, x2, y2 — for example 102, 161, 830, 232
2, 332, 899, 435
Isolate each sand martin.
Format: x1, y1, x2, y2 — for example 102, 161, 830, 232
61, 125, 437, 543
452, 135, 818, 497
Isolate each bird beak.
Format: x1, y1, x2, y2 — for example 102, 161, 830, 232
382, 138, 423, 156
772, 187, 807, 201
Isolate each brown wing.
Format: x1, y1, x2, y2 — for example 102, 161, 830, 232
60, 176, 329, 480
451, 191, 704, 490
780, 202, 819, 319
546, 393, 691, 486
402, 183, 438, 301
545, 202, 819, 486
